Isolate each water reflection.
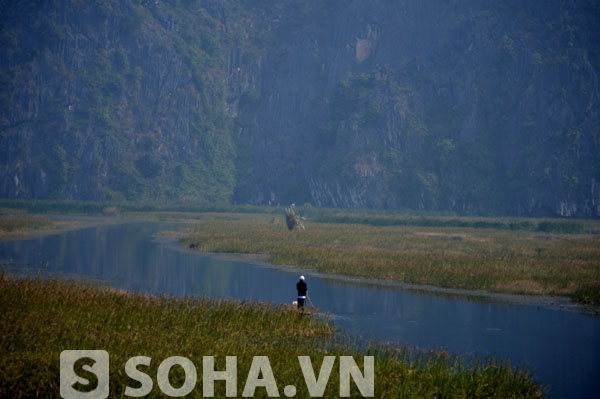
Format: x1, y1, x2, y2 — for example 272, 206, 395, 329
1, 222, 599, 399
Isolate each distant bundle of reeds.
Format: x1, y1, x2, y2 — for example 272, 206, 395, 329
102, 206, 119, 216
285, 204, 305, 230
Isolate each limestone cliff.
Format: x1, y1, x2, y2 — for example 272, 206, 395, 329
1, 0, 599, 216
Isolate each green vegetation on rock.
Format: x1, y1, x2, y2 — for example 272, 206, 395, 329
0, 0, 599, 218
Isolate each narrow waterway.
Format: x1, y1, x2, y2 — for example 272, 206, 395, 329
1, 222, 598, 398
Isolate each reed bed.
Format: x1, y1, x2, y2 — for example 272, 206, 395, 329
0, 215, 55, 233
181, 213, 600, 304
0, 276, 542, 398
314, 213, 592, 234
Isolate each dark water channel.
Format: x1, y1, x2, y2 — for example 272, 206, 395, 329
1, 222, 598, 398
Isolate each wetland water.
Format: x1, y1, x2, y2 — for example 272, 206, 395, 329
1, 222, 599, 398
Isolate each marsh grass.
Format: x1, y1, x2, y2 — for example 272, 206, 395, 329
181, 213, 600, 303
0, 215, 55, 233
314, 213, 590, 234
572, 282, 600, 305
0, 199, 280, 216
0, 276, 542, 398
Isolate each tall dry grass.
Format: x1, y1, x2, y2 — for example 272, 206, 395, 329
0, 276, 542, 398
181, 213, 600, 303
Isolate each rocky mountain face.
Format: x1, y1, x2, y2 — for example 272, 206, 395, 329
1, 0, 599, 217
1, 0, 241, 202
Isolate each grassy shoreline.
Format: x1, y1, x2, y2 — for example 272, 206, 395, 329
180, 213, 600, 305
1, 206, 598, 305
0, 214, 55, 236
313, 213, 595, 234
0, 213, 128, 242
2, 198, 598, 233
0, 276, 542, 398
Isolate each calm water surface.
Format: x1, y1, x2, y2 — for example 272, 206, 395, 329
1, 222, 599, 399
